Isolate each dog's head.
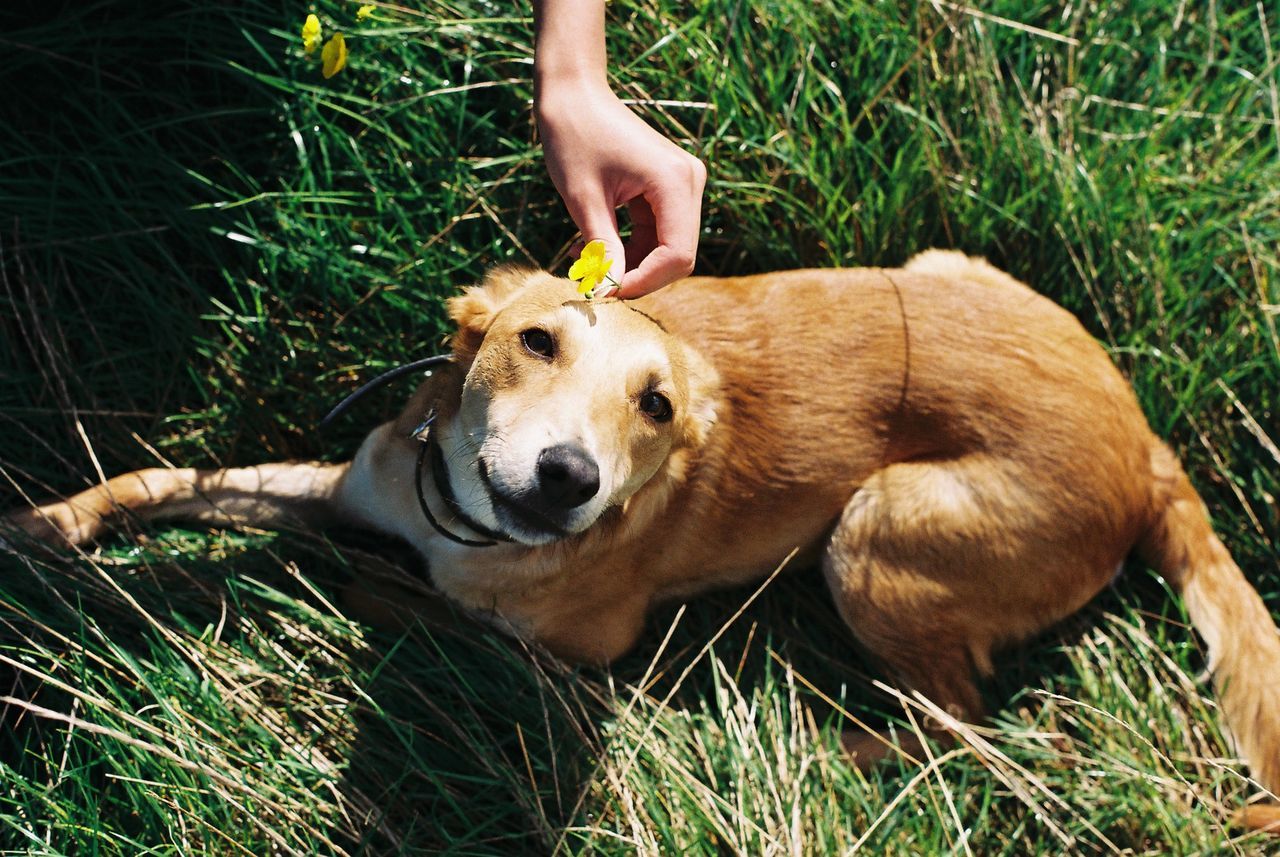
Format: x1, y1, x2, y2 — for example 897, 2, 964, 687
434, 266, 718, 546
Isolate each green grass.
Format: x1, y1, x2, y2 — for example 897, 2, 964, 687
1, 0, 1277, 852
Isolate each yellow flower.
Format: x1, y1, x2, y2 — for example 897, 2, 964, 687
301, 14, 322, 55
568, 240, 616, 297
356, 4, 376, 20
322, 32, 348, 78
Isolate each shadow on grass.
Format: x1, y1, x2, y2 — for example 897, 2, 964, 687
324, 545, 1137, 853
0, 496, 1240, 855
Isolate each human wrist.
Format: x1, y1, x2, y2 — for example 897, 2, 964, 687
534, 73, 616, 131
532, 0, 609, 104
534, 64, 610, 109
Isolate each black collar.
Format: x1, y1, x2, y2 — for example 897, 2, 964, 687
318, 353, 513, 548
413, 427, 514, 548
319, 354, 455, 430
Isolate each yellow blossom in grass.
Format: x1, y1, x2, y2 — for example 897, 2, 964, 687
322, 32, 348, 78
301, 14, 322, 54
568, 240, 616, 298
357, 4, 376, 20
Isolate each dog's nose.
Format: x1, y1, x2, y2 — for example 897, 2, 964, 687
536, 444, 600, 510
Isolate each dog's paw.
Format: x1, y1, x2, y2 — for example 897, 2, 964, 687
1, 505, 102, 548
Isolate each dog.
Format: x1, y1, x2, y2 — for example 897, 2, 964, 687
7, 250, 1279, 828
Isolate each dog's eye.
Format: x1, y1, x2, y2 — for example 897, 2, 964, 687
639, 391, 673, 423
521, 328, 555, 359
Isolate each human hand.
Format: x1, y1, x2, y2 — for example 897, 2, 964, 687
537, 82, 706, 298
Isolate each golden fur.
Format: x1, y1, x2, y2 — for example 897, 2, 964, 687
7, 251, 1279, 829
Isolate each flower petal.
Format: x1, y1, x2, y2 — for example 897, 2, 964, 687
581, 239, 606, 262
322, 33, 348, 78
302, 14, 321, 54
357, 4, 376, 20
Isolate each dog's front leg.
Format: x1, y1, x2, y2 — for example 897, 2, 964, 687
4, 461, 352, 547
523, 586, 651, 666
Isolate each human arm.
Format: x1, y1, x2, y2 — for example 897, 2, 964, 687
533, 0, 706, 297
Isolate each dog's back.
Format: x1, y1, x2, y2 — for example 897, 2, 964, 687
635, 253, 1154, 576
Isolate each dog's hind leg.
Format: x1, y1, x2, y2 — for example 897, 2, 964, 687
822, 456, 1132, 770
4, 462, 351, 547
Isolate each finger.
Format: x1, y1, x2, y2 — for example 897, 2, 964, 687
623, 197, 659, 270
563, 194, 626, 291
615, 170, 704, 298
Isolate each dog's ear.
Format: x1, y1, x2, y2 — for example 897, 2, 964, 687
446, 266, 538, 360
674, 344, 721, 451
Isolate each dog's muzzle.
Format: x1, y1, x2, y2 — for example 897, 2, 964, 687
535, 444, 600, 510
479, 442, 604, 541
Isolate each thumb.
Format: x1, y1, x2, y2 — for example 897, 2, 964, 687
567, 202, 627, 293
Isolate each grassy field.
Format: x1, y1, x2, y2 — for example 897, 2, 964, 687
1, 0, 1278, 852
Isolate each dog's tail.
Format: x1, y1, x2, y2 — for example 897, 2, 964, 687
1139, 442, 1280, 828
904, 248, 1018, 290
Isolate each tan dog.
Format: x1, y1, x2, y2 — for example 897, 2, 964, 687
8, 251, 1280, 827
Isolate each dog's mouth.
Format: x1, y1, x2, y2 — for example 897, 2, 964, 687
477, 458, 571, 543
